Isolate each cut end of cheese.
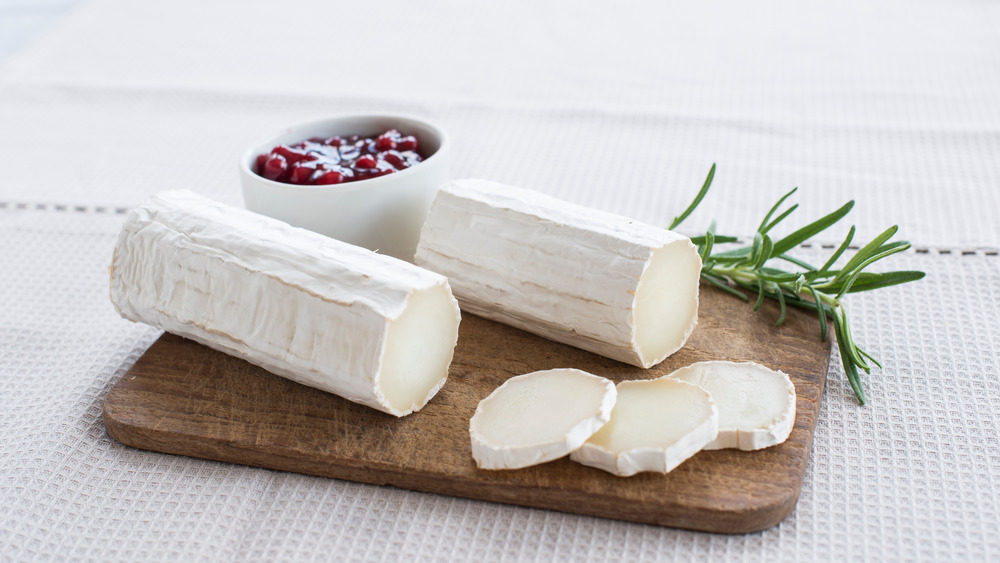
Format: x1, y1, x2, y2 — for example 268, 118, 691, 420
570, 378, 718, 477
632, 241, 702, 368
668, 361, 796, 451
469, 368, 616, 470
377, 283, 462, 416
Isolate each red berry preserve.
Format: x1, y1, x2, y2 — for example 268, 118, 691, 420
254, 129, 423, 185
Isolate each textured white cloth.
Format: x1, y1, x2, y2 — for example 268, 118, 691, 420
2, 0, 999, 561
2, 0, 999, 249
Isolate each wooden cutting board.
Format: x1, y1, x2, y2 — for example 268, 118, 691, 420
103, 284, 830, 534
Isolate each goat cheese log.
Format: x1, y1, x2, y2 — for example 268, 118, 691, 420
109, 190, 461, 417
414, 179, 701, 369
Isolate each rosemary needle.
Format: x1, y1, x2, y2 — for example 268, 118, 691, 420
674, 164, 925, 405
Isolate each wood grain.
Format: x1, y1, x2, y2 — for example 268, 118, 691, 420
103, 285, 830, 534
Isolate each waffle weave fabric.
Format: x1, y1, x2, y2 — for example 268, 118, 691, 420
2, 0, 999, 561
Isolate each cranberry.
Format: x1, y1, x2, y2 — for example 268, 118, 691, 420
315, 170, 345, 184
289, 163, 317, 184
382, 150, 406, 169
273, 145, 311, 165
262, 155, 288, 180
254, 128, 425, 186
375, 131, 398, 151
397, 136, 418, 151
355, 155, 377, 169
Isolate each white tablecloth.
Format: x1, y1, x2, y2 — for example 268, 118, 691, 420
2, 0, 998, 560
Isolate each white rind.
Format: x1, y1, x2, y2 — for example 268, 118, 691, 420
668, 361, 796, 450
469, 369, 617, 470
109, 190, 461, 417
570, 378, 718, 477
414, 178, 701, 369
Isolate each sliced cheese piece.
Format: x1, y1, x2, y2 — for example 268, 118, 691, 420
469, 368, 616, 470
109, 190, 461, 417
414, 178, 701, 369
668, 361, 796, 450
570, 378, 717, 476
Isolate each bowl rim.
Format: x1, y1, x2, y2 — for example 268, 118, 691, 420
239, 113, 449, 194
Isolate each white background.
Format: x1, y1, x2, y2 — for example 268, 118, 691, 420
1, 1, 998, 560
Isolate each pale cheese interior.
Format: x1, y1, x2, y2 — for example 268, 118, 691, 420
586, 378, 713, 451
632, 242, 701, 367
671, 362, 793, 434
471, 369, 610, 447
378, 284, 461, 414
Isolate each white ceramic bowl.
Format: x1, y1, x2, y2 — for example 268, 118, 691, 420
239, 114, 449, 262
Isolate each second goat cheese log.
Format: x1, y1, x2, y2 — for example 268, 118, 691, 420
414, 179, 701, 369
110, 190, 461, 417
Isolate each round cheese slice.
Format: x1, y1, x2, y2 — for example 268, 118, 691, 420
469, 369, 617, 470
570, 378, 718, 477
668, 361, 796, 451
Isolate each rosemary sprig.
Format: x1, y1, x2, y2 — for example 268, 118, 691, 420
672, 164, 925, 405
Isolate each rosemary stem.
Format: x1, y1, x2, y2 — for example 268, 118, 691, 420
677, 163, 923, 405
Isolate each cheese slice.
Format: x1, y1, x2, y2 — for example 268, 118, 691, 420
570, 378, 717, 476
469, 368, 616, 470
109, 190, 461, 417
414, 179, 701, 369
668, 361, 796, 450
